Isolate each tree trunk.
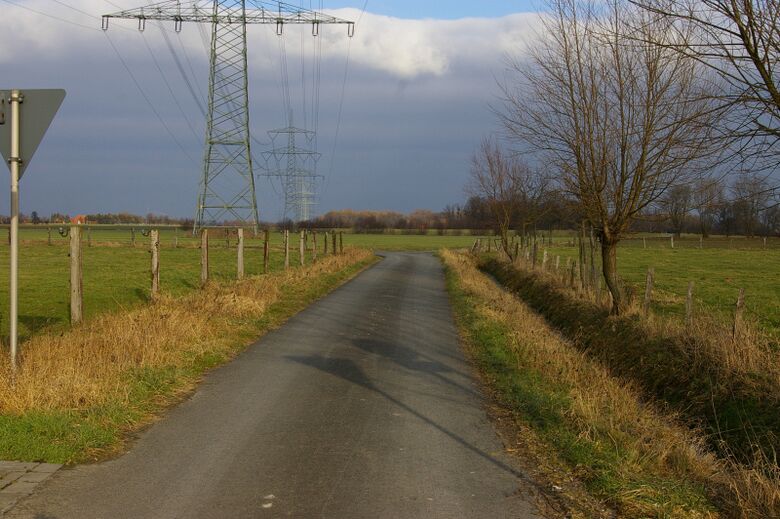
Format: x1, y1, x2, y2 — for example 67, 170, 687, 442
601, 236, 624, 315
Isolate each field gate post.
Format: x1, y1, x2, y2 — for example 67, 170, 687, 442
685, 281, 694, 326
299, 230, 305, 267
70, 226, 83, 324
151, 229, 160, 298
200, 229, 209, 287
643, 268, 655, 316
237, 228, 245, 280
284, 230, 290, 270
263, 229, 270, 274
569, 260, 576, 289
732, 288, 745, 340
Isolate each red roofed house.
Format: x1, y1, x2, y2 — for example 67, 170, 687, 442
70, 215, 87, 225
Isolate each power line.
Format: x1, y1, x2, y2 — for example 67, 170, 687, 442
0, 0, 101, 32
104, 31, 197, 164
323, 0, 367, 196
141, 27, 203, 143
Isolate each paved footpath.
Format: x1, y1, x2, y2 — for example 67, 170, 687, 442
7, 252, 542, 519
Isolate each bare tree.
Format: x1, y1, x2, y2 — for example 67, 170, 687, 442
468, 138, 547, 259
664, 184, 693, 236
692, 175, 722, 237
500, 0, 715, 314
732, 171, 771, 236
632, 0, 780, 168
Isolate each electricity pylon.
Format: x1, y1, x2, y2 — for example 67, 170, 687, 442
102, 1, 354, 232
263, 114, 321, 222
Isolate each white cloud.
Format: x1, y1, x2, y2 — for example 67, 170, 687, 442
317, 9, 544, 78
0, 2, 546, 217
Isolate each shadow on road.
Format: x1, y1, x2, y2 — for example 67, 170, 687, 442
284, 354, 523, 479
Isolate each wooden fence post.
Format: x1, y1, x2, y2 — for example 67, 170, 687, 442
263, 229, 270, 274
151, 229, 160, 298
324, 231, 329, 255
284, 230, 290, 270
131, 227, 136, 248
313, 231, 318, 261
87, 226, 92, 247
201, 229, 209, 287
70, 226, 83, 324
596, 276, 603, 305
339, 232, 344, 254
237, 228, 245, 280
643, 237, 646, 249
699, 236, 703, 249
643, 268, 655, 316
299, 230, 305, 267
174, 227, 179, 249
569, 260, 577, 289
532, 242, 538, 268
47, 226, 52, 246
542, 249, 548, 270
671, 235, 675, 249
733, 288, 745, 340
685, 281, 694, 326
331, 231, 337, 255
555, 255, 560, 271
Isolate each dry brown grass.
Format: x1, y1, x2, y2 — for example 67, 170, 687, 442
442, 249, 780, 518
0, 248, 373, 415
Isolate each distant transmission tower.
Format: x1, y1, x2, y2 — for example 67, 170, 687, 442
263, 114, 321, 222
102, 1, 354, 232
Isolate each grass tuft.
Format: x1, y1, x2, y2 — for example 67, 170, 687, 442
0, 248, 376, 463
442, 249, 780, 518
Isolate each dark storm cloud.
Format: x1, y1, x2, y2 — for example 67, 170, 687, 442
0, 3, 542, 218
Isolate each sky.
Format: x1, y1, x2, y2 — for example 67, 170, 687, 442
0, 0, 544, 220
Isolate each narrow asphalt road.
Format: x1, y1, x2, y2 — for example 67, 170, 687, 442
9, 252, 542, 519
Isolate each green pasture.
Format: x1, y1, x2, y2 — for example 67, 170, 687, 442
1, 226, 778, 339
0, 231, 291, 340
536, 242, 780, 336
0, 227, 494, 341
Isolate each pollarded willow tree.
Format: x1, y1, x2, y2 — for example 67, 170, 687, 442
500, 0, 716, 314
468, 137, 550, 260
631, 0, 780, 170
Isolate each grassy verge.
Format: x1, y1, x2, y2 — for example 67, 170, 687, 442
480, 257, 780, 470
441, 249, 779, 518
0, 248, 377, 464
0, 233, 493, 340
536, 244, 780, 336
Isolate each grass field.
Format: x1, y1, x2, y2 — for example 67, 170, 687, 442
535, 242, 780, 336
1, 226, 778, 339
0, 227, 495, 341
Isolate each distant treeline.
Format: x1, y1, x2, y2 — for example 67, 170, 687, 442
4, 189, 777, 238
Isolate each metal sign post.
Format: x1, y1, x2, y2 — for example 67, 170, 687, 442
9, 91, 20, 371
0, 88, 66, 371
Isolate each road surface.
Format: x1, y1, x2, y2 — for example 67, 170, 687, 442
8, 252, 542, 519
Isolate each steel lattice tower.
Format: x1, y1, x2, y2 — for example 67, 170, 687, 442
102, 1, 353, 232
263, 115, 321, 222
